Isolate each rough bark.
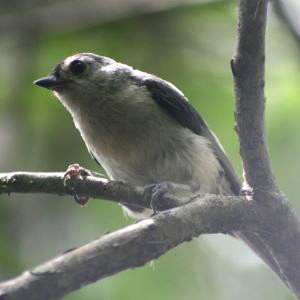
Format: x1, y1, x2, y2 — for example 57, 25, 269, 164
0, 172, 186, 211
0, 192, 256, 300
231, 0, 300, 297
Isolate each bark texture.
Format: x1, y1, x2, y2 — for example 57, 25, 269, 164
0, 192, 255, 300
232, 0, 300, 296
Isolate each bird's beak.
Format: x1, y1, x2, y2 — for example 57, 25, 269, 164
34, 75, 69, 90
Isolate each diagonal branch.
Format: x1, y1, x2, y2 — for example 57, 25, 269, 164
0, 192, 255, 300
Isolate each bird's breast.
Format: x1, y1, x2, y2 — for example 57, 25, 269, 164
67, 91, 222, 192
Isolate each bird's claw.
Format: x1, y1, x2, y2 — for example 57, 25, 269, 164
63, 164, 91, 206
143, 182, 171, 215
63, 164, 91, 182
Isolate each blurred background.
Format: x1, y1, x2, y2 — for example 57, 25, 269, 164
0, 0, 300, 299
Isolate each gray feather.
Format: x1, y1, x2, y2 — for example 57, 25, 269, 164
138, 76, 241, 195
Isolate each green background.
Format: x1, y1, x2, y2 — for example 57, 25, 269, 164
0, 1, 299, 299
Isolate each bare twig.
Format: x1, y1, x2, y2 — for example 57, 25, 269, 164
0, 193, 255, 300
0, 172, 186, 210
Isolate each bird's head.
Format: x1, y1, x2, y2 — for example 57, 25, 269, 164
34, 53, 132, 105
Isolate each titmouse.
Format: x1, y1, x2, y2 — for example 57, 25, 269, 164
34, 53, 284, 283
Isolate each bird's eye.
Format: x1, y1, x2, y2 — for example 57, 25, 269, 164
69, 60, 86, 75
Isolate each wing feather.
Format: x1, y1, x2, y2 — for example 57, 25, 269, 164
141, 76, 241, 195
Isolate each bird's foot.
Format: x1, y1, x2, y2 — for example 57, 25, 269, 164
143, 182, 174, 215
143, 182, 196, 215
63, 163, 92, 206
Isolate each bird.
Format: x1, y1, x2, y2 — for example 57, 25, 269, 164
34, 52, 285, 283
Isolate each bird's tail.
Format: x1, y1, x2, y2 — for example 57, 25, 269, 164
233, 230, 289, 288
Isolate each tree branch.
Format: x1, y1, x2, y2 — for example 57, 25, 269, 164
232, 0, 277, 193
0, 193, 256, 300
0, 172, 185, 211
231, 0, 300, 297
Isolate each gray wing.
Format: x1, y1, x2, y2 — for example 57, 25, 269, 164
141, 76, 241, 195
139, 76, 288, 285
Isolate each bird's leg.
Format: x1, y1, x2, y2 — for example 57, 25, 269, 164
143, 182, 194, 215
63, 163, 92, 206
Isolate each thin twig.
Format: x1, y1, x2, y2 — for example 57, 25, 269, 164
0, 171, 199, 211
